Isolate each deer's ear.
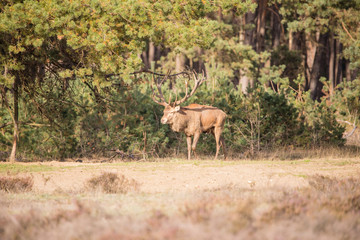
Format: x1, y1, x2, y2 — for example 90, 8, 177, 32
174, 106, 181, 112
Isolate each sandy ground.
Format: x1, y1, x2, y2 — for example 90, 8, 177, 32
14, 158, 360, 194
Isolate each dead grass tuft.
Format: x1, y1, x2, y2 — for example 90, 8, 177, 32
86, 172, 139, 193
0, 176, 33, 193
261, 191, 309, 222
99, 210, 179, 240
180, 197, 215, 223
0, 199, 96, 240
230, 199, 256, 230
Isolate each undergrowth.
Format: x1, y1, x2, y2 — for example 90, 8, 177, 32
85, 172, 139, 194
0, 176, 33, 193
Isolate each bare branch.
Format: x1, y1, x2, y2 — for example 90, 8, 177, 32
341, 21, 355, 41
150, 71, 170, 106
0, 123, 11, 129
132, 69, 189, 78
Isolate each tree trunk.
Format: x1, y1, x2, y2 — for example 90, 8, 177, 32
289, 29, 303, 52
256, 0, 267, 53
304, 33, 317, 90
240, 74, 250, 93
309, 32, 328, 100
175, 53, 186, 73
9, 76, 19, 163
239, 11, 256, 93
289, 29, 299, 51
289, 29, 294, 50
328, 32, 335, 98
335, 40, 342, 85
345, 60, 351, 82
271, 6, 281, 49
194, 47, 204, 73
148, 41, 155, 68
217, 6, 223, 22
268, 5, 282, 90
239, 1, 268, 93
141, 51, 149, 70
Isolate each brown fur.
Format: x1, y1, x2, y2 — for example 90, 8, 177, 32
161, 104, 227, 160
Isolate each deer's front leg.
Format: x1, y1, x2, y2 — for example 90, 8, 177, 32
186, 136, 192, 160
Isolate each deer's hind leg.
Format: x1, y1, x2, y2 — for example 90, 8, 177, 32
192, 131, 201, 159
220, 136, 227, 159
214, 126, 224, 160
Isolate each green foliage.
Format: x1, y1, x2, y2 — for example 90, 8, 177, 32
297, 94, 345, 147
0, 0, 356, 160
333, 78, 360, 121
1, 69, 346, 160
223, 87, 298, 154
259, 91, 299, 145
271, 45, 303, 82
279, 0, 360, 68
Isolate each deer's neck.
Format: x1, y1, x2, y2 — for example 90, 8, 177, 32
169, 113, 189, 133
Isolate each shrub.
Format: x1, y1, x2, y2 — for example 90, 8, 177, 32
0, 176, 33, 193
86, 172, 139, 194
297, 94, 345, 147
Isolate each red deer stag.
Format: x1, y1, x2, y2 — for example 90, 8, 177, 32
151, 72, 227, 160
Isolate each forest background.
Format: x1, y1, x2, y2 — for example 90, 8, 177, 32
0, 0, 359, 162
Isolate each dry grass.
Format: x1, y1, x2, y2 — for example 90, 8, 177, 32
226, 145, 360, 161
1, 175, 359, 240
85, 172, 139, 193
0, 175, 360, 239
263, 176, 360, 222
0, 176, 33, 193
0, 156, 360, 240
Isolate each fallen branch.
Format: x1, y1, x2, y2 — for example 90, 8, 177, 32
337, 119, 357, 138
108, 149, 137, 161
108, 149, 156, 161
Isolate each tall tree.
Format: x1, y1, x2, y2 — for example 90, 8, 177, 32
279, 0, 360, 99
1, 0, 234, 160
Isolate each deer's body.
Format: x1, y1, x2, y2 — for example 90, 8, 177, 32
151, 72, 227, 160
164, 104, 226, 135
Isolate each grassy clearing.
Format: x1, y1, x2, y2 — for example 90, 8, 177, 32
0, 163, 59, 173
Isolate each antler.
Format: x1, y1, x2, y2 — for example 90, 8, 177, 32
150, 71, 170, 106
149, 70, 206, 106
174, 71, 206, 106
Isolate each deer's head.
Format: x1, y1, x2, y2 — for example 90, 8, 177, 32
150, 71, 205, 125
